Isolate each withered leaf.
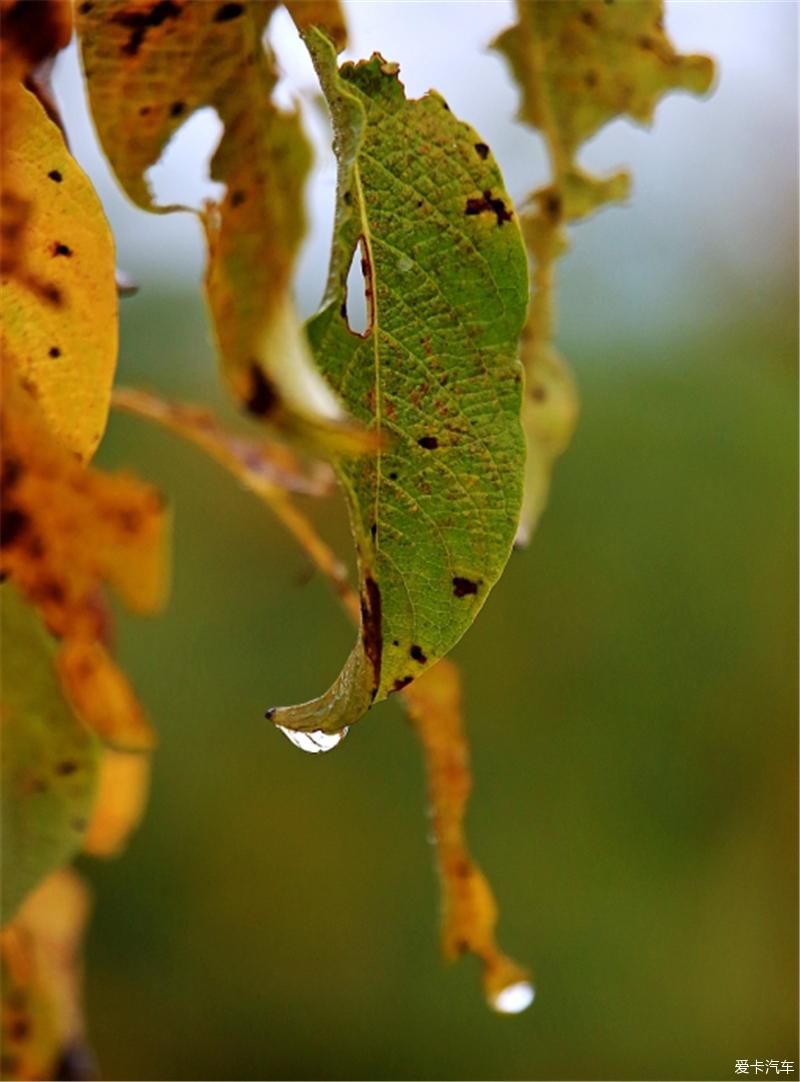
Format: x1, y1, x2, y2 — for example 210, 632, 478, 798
1, 373, 167, 750
76, 0, 367, 452
493, 0, 715, 543
404, 660, 532, 1013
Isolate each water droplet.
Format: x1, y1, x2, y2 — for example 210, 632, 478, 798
489, 980, 535, 1015
275, 725, 348, 754
397, 254, 413, 273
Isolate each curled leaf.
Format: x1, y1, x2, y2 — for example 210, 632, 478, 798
493, 0, 715, 544
0, 869, 93, 1081
76, 0, 367, 452
268, 34, 528, 736
0, 82, 117, 463
0, 588, 99, 924
404, 661, 532, 1013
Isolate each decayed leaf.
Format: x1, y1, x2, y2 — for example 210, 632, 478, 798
112, 386, 358, 619
0, 588, 99, 924
0, 869, 93, 1081
75, 0, 367, 451
267, 33, 528, 737
0, 0, 72, 82
493, 0, 714, 543
112, 387, 333, 498
404, 661, 532, 1013
0, 81, 117, 463
82, 747, 150, 858
1, 374, 167, 750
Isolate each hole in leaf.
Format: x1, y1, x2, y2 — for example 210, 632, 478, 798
343, 238, 372, 337
146, 106, 225, 208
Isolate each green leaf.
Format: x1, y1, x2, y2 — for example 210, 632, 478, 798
268, 33, 527, 737
1, 587, 99, 924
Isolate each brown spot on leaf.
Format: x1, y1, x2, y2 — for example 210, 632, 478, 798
464, 190, 513, 226
474, 142, 489, 160
244, 364, 279, 418
2, 457, 23, 489
544, 192, 562, 221
51, 242, 72, 257
360, 575, 383, 698
230, 189, 246, 207
112, 0, 182, 58
417, 435, 439, 450
214, 2, 244, 21
7, 1017, 30, 1042
391, 675, 413, 693
410, 644, 427, 663
452, 576, 478, 598
1, 508, 29, 547
39, 282, 63, 306
55, 760, 78, 776
49, 346, 61, 358
48, 169, 62, 182
170, 100, 186, 117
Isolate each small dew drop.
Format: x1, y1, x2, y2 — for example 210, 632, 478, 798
276, 725, 348, 754
490, 981, 535, 1015
397, 254, 413, 273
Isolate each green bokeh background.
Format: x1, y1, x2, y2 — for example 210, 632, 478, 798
81, 290, 797, 1081
54, 3, 798, 1080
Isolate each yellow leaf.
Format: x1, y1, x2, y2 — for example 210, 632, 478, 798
76, 0, 369, 453
82, 747, 150, 858
0, 870, 92, 1082
404, 661, 532, 1013
0, 82, 117, 463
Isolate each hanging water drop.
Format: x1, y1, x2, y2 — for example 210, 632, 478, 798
275, 724, 349, 754
488, 980, 535, 1015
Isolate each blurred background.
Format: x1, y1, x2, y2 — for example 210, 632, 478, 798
50, 3, 797, 1079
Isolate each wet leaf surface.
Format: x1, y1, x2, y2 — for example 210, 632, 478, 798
269, 33, 528, 736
